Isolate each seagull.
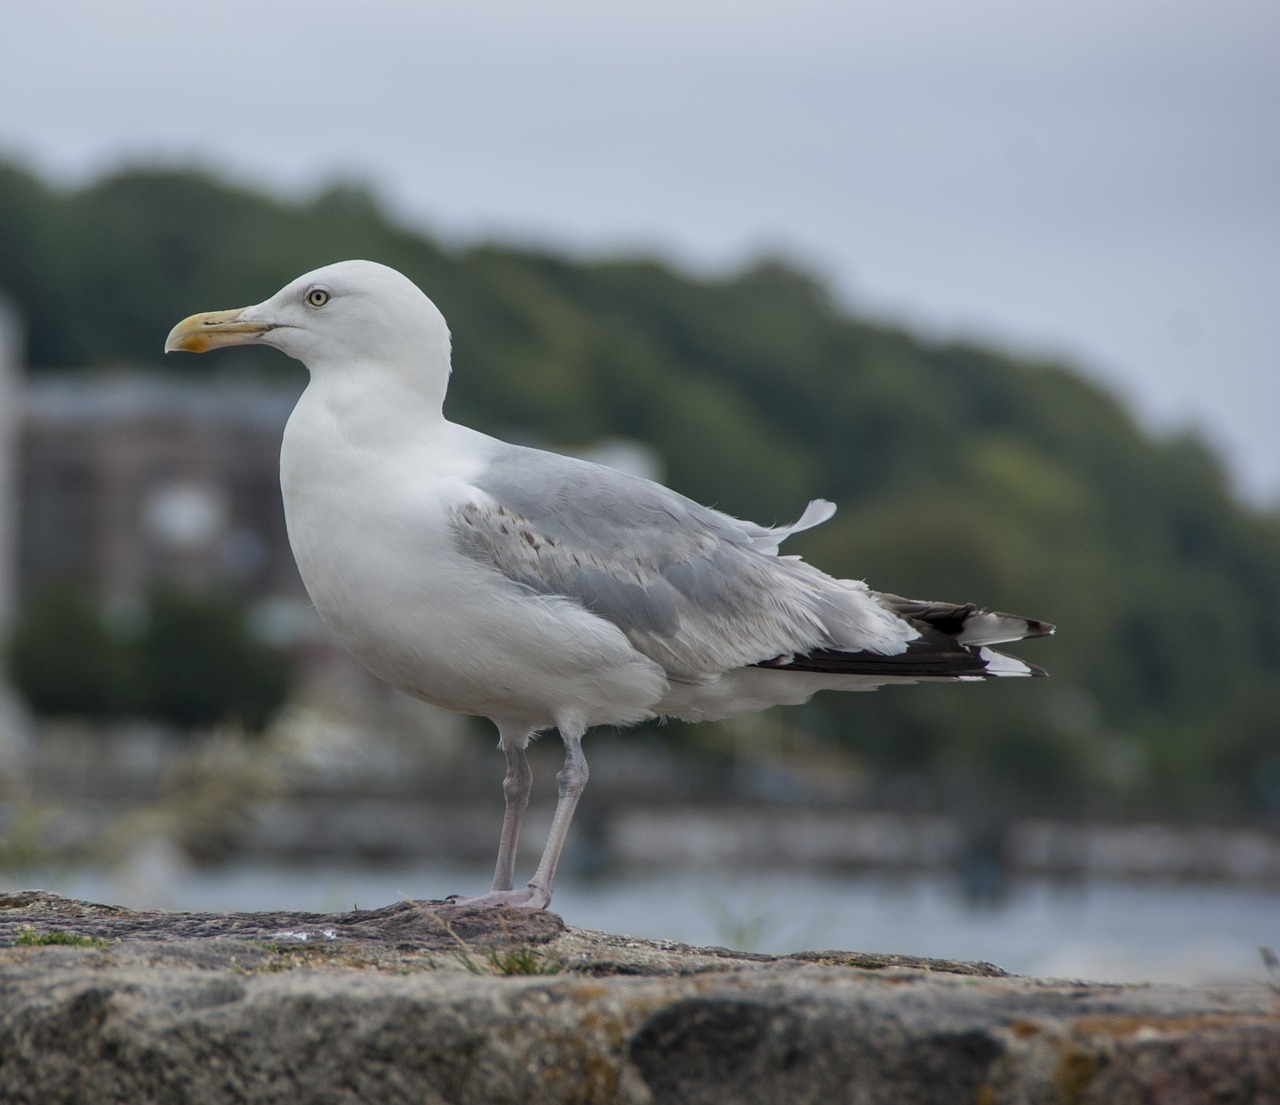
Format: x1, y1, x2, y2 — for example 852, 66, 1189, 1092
166, 260, 1052, 909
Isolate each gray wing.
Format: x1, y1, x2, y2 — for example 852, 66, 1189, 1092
451, 445, 914, 682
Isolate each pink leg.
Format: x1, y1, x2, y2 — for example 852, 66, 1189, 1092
448, 724, 587, 910
491, 735, 533, 892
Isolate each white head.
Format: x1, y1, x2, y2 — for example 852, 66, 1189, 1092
166, 260, 452, 401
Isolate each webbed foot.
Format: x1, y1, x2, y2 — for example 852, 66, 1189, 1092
445, 884, 552, 910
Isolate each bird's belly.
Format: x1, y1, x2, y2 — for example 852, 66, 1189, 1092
283, 480, 666, 730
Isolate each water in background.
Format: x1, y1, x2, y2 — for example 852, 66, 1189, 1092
16, 857, 1278, 988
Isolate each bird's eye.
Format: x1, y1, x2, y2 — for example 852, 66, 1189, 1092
306, 287, 331, 308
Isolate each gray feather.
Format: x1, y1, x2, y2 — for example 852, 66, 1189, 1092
451, 445, 878, 681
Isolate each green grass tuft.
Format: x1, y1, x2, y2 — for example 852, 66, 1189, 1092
15, 925, 109, 948
454, 943, 565, 976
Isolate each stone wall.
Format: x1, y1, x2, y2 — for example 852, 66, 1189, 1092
1, 891, 1276, 1103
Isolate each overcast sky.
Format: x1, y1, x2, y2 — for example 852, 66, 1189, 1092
3, 0, 1276, 502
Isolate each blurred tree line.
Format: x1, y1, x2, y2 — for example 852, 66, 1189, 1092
1, 159, 1277, 819
7, 586, 289, 732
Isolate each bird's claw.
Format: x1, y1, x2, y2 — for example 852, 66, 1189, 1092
444, 885, 552, 910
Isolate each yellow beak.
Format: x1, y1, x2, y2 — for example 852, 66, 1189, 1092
164, 308, 272, 354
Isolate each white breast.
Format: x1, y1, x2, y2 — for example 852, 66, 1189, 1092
279, 385, 667, 732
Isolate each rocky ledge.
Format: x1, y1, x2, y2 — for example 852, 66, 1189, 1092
0, 890, 1275, 1104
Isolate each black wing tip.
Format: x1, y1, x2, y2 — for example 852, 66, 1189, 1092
1023, 618, 1056, 640
754, 598, 1054, 681
876, 594, 1056, 644
756, 642, 1049, 680
965, 610, 1056, 643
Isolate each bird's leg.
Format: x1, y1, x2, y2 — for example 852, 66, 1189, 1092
522, 724, 588, 906
445, 724, 587, 910
490, 736, 533, 893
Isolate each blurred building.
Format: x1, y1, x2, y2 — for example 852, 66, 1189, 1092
18, 370, 304, 607
0, 318, 356, 682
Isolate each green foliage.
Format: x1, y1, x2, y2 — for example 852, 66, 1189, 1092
134, 589, 292, 731
6, 585, 137, 719
5, 583, 291, 732
1, 158, 1278, 817
14, 926, 108, 948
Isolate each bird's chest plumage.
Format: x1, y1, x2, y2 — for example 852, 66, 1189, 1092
277, 390, 666, 728
280, 393, 489, 691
